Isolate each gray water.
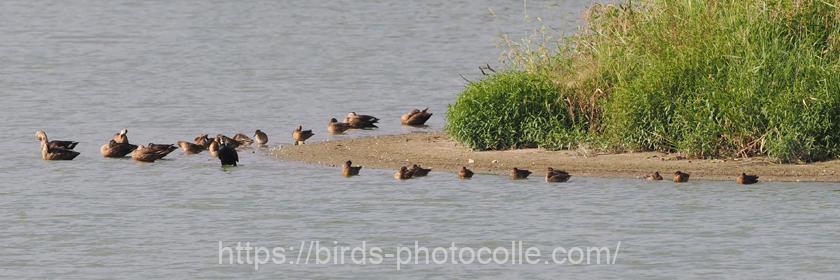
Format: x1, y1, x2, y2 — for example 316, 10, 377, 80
1, 0, 839, 279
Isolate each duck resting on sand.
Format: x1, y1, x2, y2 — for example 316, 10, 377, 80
232, 133, 254, 147
292, 126, 314, 145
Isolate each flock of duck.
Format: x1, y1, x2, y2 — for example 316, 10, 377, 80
35, 107, 760, 184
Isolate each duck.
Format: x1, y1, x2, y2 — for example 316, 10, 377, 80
215, 134, 239, 149
409, 164, 431, 177
645, 171, 663, 181
232, 133, 254, 147
458, 166, 474, 179
131, 145, 168, 162
510, 168, 531, 179
194, 134, 212, 148
112, 128, 129, 144
401, 108, 433, 126
217, 137, 239, 166
254, 130, 269, 146
36, 130, 79, 150
100, 139, 138, 158
36, 131, 80, 160
208, 137, 220, 158
292, 126, 314, 145
345, 112, 379, 129
342, 160, 362, 177
736, 173, 759, 184
545, 167, 571, 182
328, 118, 350, 134
394, 166, 413, 180
673, 171, 690, 183
177, 140, 206, 154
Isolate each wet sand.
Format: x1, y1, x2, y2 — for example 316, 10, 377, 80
272, 132, 840, 182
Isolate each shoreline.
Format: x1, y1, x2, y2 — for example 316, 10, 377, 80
272, 132, 840, 182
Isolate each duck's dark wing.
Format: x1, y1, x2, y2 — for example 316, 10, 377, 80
49, 140, 79, 150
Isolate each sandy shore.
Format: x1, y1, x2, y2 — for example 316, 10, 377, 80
272, 132, 840, 182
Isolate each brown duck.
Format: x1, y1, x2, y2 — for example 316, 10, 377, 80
208, 137, 221, 158
328, 118, 350, 134
36, 130, 78, 150
394, 166, 413, 180
673, 171, 690, 183
545, 167, 571, 183
401, 108, 433, 126
131, 145, 168, 162
458, 166, 474, 179
144, 143, 177, 159
292, 126, 314, 145
100, 139, 138, 158
232, 133, 254, 147
112, 128, 129, 144
254, 130, 268, 146
510, 168, 531, 179
37, 131, 80, 160
342, 160, 362, 177
736, 173, 759, 185
409, 164, 431, 177
645, 171, 664, 181
194, 134, 212, 148
177, 140, 206, 154
345, 112, 379, 129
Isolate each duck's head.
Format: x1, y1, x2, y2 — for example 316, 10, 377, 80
35, 130, 46, 141
329, 118, 338, 123
348, 112, 358, 118
119, 128, 128, 136
344, 160, 352, 167
400, 166, 408, 172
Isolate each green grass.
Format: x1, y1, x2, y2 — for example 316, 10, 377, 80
446, 0, 839, 162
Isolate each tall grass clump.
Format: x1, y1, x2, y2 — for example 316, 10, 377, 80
446, 0, 839, 162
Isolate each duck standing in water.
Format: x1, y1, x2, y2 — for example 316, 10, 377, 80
545, 167, 571, 183
342, 160, 362, 177
36, 130, 79, 150
645, 171, 663, 181
510, 168, 531, 179
394, 166, 413, 180
328, 118, 350, 134
292, 126, 314, 145
409, 164, 431, 177
673, 171, 690, 183
254, 130, 269, 146
458, 166, 474, 179
36, 130, 80, 160
217, 138, 239, 166
345, 112, 379, 129
101, 139, 138, 158
400, 108, 433, 126
736, 173, 759, 185
131, 145, 168, 162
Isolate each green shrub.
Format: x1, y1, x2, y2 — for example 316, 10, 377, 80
447, 0, 839, 162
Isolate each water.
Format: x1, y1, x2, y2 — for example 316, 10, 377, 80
1, 0, 839, 279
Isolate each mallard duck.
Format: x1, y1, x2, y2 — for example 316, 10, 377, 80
254, 130, 268, 145
545, 167, 571, 182
194, 134, 212, 148
736, 173, 759, 185
100, 139, 137, 158
177, 140, 205, 154
132, 145, 168, 162
292, 126, 314, 145
36, 130, 78, 150
328, 118, 350, 134
394, 166, 412, 180
458, 166, 474, 179
37, 131, 79, 160
401, 108, 433, 126
645, 171, 663, 181
232, 133, 254, 147
208, 137, 220, 158
409, 164, 431, 177
217, 137, 239, 166
510, 168, 531, 179
673, 171, 690, 183
112, 128, 129, 144
342, 160, 362, 177
345, 112, 379, 129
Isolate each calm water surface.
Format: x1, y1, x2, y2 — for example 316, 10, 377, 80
1, 0, 839, 279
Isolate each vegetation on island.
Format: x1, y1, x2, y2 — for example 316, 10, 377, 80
446, 0, 839, 163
